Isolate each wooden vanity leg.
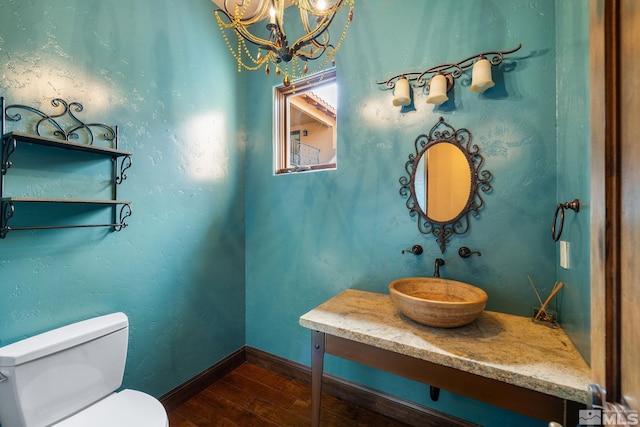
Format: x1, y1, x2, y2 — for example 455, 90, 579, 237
311, 330, 325, 427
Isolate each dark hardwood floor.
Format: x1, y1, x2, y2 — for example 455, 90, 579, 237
168, 361, 413, 427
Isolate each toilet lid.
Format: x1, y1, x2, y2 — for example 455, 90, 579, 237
53, 389, 168, 427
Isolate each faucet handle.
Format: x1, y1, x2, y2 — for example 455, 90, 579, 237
402, 245, 423, 255
458, 247, 481, 258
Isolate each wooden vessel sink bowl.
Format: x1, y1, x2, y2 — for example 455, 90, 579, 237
389, 277, 488, 328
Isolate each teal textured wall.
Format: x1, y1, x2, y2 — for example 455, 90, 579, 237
245, 1, 588, 426
0, 1, 591, 426
555, 0, 591, 364
0, 0, 246, 398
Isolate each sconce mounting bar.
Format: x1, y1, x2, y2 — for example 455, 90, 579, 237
375, 44, 522, 90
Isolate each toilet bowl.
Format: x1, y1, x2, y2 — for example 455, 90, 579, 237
0, 313, 168, 427
53, 390, 168, 427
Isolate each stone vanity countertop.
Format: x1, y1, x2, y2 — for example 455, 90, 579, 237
299, 289, 591, 404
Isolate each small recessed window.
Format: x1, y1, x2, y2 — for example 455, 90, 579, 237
274, 69, 337, 174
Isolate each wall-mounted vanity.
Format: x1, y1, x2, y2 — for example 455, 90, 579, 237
300, 290, 589, 426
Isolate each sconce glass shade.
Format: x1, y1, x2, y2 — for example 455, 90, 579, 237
469, 57, 495, 92
393, 77, 411, 106
426, 73, 449, 105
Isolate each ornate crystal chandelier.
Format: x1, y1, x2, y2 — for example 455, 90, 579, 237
214, 0, 354, 86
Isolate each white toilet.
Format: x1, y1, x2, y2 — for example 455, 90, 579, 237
0, 313, 168, 427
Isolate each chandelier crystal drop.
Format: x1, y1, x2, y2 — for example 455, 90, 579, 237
214, 0, 354, 84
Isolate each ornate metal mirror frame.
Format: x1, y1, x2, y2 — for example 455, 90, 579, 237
399, 117, 492, 253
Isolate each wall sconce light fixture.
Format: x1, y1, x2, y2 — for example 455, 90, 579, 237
392, 76, 411, 106
425, 72, 453, 105
469, 56, 495, 92
376, 44, 522, 107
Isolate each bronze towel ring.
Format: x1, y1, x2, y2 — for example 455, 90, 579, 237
552, 199, 580, 242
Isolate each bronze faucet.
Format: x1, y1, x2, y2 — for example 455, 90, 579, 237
434, 258, 445, 277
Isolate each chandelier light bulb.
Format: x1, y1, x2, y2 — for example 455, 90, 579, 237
269, 7, 276, 24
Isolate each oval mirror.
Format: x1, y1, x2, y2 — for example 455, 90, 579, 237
400, 117, 492, 253
415, 142, 472, 223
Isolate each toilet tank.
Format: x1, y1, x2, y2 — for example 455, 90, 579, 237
0, 313, 129, 427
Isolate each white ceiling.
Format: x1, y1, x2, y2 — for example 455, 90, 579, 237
211, 0, 293, 13
210, 0, 228, 9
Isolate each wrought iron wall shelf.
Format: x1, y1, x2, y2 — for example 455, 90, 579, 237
1, 97, 133, 238
1, 198, 132, 238
3, 131, 132, 158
